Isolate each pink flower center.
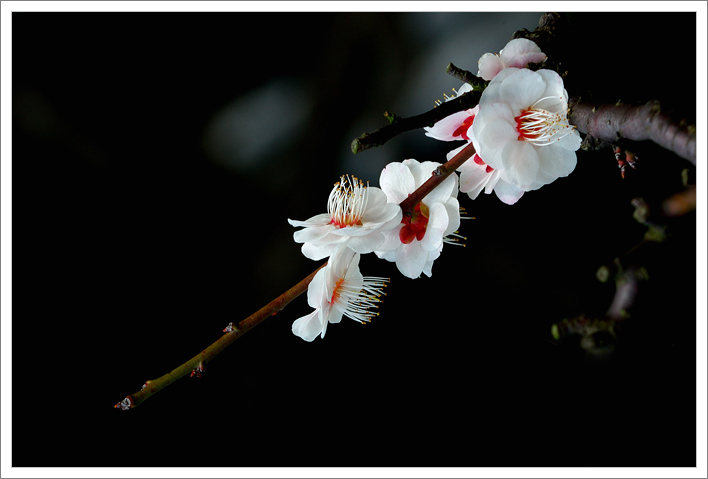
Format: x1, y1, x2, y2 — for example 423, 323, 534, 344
399, 202, 429, 245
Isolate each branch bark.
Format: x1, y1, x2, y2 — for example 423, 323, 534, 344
116, 143, 476, 410
351, 68, 485, 154
568, 98, 696, 164
115, 262, 327, 410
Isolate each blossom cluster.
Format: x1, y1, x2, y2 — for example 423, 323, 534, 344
287, 38, 580, 341
425, 38, 580, 205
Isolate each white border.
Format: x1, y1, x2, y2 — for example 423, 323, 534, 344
2, 2, 706, 478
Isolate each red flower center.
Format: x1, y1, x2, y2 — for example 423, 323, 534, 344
399, 202, 429, 244
452, 114, 475, 141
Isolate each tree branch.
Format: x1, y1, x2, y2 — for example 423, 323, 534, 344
399, 141, 476, 217
351, 80, 483, 154
568, 98, 696, 164
116, 143, 476, 410
115, 262, 327, 410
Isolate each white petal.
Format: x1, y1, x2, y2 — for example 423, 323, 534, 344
301, 242, 337, 261
423, 166, 458, 205
493, 178, 525, 205
396, 242, 428, 279
557, 128, 581, 151
424, 110, 474, 141
457, 160, 491, 195
380, 162, 415, 204
362, 188, 402, 224
421, 202, 448, 251
499, 38, 543, 60
475, 116, 517, 171
537, 143, 578, 181
375, 226, 404, 253
345, 232, 385, 254
292, 224, 332, 244
442, 197, 461, 237
477, 53, 504, 81
499, 69, 546, 112
306, 267, 327, 308
501, 140, 539, 189
292, 309, 324, 342
287, 213, 332, 228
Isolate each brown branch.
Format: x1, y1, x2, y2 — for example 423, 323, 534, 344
351, 76, 484, 154
569, 98, 696, 164
116, 144, 477, 410
115, 262, 327, 410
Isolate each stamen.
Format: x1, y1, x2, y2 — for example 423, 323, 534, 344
331, 276, 390, 323
328, 175, 369, 228
443, 231, 467, 247
515, 103, 577, 147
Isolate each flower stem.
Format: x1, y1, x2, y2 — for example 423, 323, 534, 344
399, 141, 476, 217
115, 262, 327, 410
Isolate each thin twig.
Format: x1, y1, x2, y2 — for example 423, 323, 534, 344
115, 262, 327, 410
351, 89, 482, 154
116, 143, 476, 410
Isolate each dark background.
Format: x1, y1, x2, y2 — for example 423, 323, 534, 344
12, 12, 697, 467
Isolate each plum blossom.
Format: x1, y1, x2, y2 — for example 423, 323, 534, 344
424, 83, 477, 142
288, 174, 402, 260
423, 85, 525, 205
375, 159, 460, 279
477, 38, 547, 81
471, 67, 581, 192
292, 245, 389, 341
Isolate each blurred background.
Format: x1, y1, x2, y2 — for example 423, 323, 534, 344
12, 11, 697, 467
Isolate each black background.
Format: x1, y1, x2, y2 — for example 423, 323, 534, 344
12, 12, 697, 467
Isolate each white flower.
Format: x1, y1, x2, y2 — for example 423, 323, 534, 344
375, 159, 460, 279
424, 94, 525, 206
471, 68, 581, 192
288, 175, 402, 260
448, 143, 525, 205
424, 83, 476, 142
292, 245, 389, 341
477, 38, 547, 81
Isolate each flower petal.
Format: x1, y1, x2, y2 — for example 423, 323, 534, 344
424, 110, 475, 141
301, 242, 338, 261
423, 166, 458, 205
499, 68, 546, 112
287, 213, 332, 228
293, 224, 332, 244
457, 159, 492, 197
474, 115, 518, 171
420, 202, 448, 251
292, 309, 324, 342
499, 38, 543, 60
493, 178, 525, 205
477, 53, 504, 81
345, 232, 385, 254
380, 161, 415, 204
501, 140, 539, 189
396, 241, 429, 279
